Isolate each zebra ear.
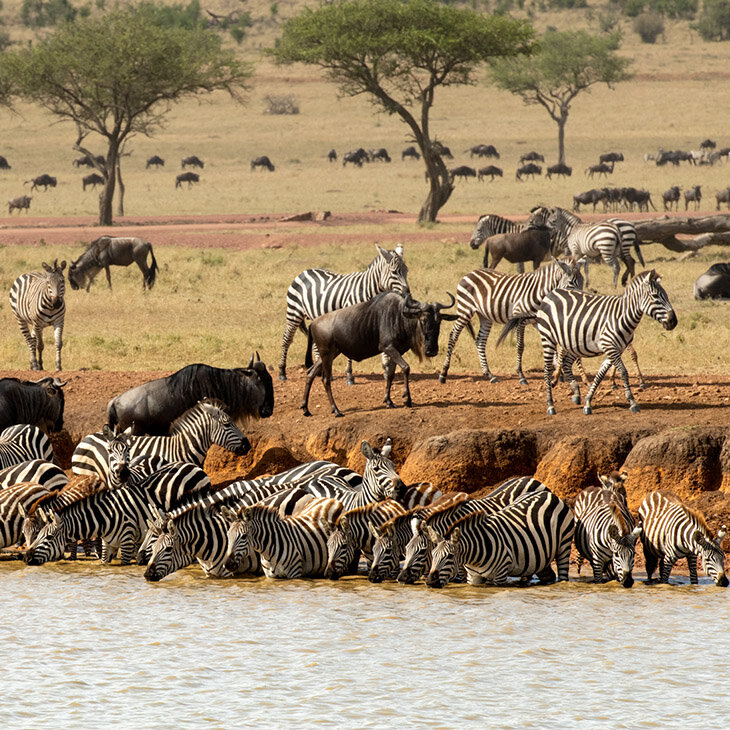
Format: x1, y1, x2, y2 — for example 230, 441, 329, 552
410, 516, 424, 537
18, 503, 27, 519
367, 520, 380, 540
339, 514, 350, 534
375, 244, 392, 261
361, 440, 375, 459
220, 505, 238, 523
58, 260, 67, 271
102, 424, 115, 441
381, 438, 393, 458
450, 526, 461, 545
629, 524, 642, 545
716, 525, 727, 546
241, 506, 254, 522
52, 511, 62, 527
319, 516, 334, 536
42, 261, 52, 272
426, 525, 441, 544
37, 506, 48, 523
394, 244, 404, 259
598, 474, 611, 488
608, 524, 620, 540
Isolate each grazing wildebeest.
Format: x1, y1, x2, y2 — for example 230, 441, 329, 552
0, 377, 66, 433
73, 154, 105, 168
0, 155, 11, 169
546, 163, 572, 179
657, 149, 694, 166
599, 152, 624, 164
662, 185, 681, 211
466, 144, 500, 159
175, 171, 200, 188
8, 195, 32, 214
251, 155, 275, 171
573, 189, 605, 213
401, 146, 420, 161
327, 149, 337, 162
68, 236, 158, 292
515, 163, 542, 181
369, 148, 391, 163
715, 187, 730, 210
520, 151, 544, 163
25, 174, 57, 191
693, 263, 730, 300
181, 155, 204, 169
342, 148, 370, 167
82, 173, 104, 191
301, 291, 458, 417
449, 165, 477, 182
684, 185, 702, 210
146, 155, 165, 169
477, 165, 503, 181
107, 356, 275, 436
585, 162, 614, 178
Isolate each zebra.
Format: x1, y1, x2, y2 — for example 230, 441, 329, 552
498, 270, 677, 415
639, 491, 728, 586
573, 481, 642, 587
425, 490, 574, 588
529, 206, 624, 288
71, 400, 250, 483
278, 244, 409, 383
0, 424, 54, 470
604, 217, 645, 286
9, 259, 67, 371
0, 458, 67, 491
439, 258, 584, 385
0, 482, 55, 549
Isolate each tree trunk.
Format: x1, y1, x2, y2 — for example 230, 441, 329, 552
557, 114, 567, 165
116, 156, 125, 218
634, 214, 730, 252
98, 140, 119, 226
418, 149, 454, 223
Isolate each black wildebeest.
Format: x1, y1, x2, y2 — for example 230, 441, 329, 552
662, 185, 681, 211
466, 144, 500, 159
476, 226, 552, 271
82, 173, 104, 191
715, 187, 730, 210
106, 356, 274, 435
0, 377, 66, 433
623, 187, 656, 212
546, 163, 572, 179
515, 163, 542, 181
25, 174, 57, 191
251, 155, 275, 171
684, 184, 702, 210
300, 291, 458, 417
327, 149, 337, 162
8, 195, 32, 214
449, 165, 477, 182
370, 148, 391, 163
0, 155, 11, 169
73, 154, 105, 168
700, 139, 716, 151
342, 148, 370, 167
182, 155, 204, 169
573, 189, 605, 213
176, 171, 200, 188
146, 155, 165, 169
585, 162, 614, 178
401, 146, 420, 161
68, 236, 158, 292
520, 151, 544, 163
694, 263, 730, 300
599, 152, 624, 164
478, 165, 503, 181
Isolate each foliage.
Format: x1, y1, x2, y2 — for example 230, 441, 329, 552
613, 0, 697, 17
694, 0, 730, 38
21, 0, 76, 27
264, 94, 299, 115
634, 12, 666, 41
136, 0, 204, 29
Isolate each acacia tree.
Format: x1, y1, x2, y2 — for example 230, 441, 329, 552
272, 0, 534, 223
3, 6, 251, 225
490, 30, 632, 165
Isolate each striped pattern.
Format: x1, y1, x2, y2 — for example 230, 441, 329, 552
0, 458, 66, 491
440, 259, 583, 384
0, 482, 54, 549
639, 491, 728, 586
9, 260, 66, 371
425, 490, 574, 588
278, 245, 409, 381
0, 424, 54, 470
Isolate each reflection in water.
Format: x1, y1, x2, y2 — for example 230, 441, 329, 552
1, 561, 727, 728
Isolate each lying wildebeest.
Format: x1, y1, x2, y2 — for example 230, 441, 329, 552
401, 146, 420, 161
251, 155, 275, 171
466, 144, 500, 159
449, 165, 477, 182
301, 292, 458, 417
715, 187, 730, 210
684, 184, 702, 210
662, 185, 681, 211
82, 173, 104, 191
693, 263, 730, 300
515, 163, 542, 181
599, 152, 624, 164
572, 189, 605, 213
0, 376, 66, 433
327, 149, 337, 162
176, 171, 200, 188
520, 151, 544, 163
546, 163, 572, 179
342, 148, 369, 167
107, 356, 274, 435
68, 236, 159, 292
25, 174, 57, 191
370, 148, 391, 163
181, 155, 204, 169
478, 226, 552, 271
478, 165, 503, 181
146, 155, 165, 169
0, 155, 11, 169
8, 195, 32, 214
585, 162, 614, 178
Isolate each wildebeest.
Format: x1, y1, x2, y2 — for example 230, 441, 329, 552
301, 292, 458, 417
662, 185, 681, 211
0, 377, 66, 433
585, 162, 614, 178
477, 227, 553, 271
700, 139, 716, 150
327, 149, 337, 162
546, 163, 572, 179
599, 152, 624, 164
0, 155, 11, 169
82, 173, 104, 191
515, 163, 542, 181
176, 171, 200, 188
623, 187, 656, 212
25, 174, 57, 191
73, 154, 105, 168
68, 236, 158, 291
573, 189, 605, 213
401, 146, 420, 161
656, 149, 693, 166
715, 187, 730, 210
146, 155, 165, 169
342, 148, 370, 167
8, 195, 32, 214
106, 356, 274, 435
477, 165, 503, 181
181, 155, 204, 169
684, 184, 702, 210
251, 155, 275, 171
520, 151, 544, 163
693, 263, 730, 300
449, 165, 477, 182
432, 141, 453, 159
466, 144, 500, 159
370, 148, 391, 163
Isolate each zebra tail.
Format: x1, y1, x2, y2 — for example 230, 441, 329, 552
305, 325, 314, 369
634, 240, 645, 267
496, 316, 535, 348
147, 247, 158, 289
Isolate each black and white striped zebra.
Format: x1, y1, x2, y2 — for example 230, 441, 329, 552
573, 480, 642, 588
0, 458, 67, 491
425, 490, 574, 588
499, 269, 677, 415
639, 491, 728, 586
0, 482, 55, 549
439, 258, 583, 384
0, 424, 54, 469
71, 400, 250, 483
278, 244, 409, 383
9, 259, 67, 371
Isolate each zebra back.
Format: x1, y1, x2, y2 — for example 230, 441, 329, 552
0, 482, 54, 549
0, 458, 67, 491
0, 424, 54, 469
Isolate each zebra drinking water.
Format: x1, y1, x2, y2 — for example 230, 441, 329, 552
9, 260, 66, 371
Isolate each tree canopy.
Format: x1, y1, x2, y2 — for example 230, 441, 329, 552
272, 0, 534, 223
490, 30, 632, 165
2, 5, 251, 225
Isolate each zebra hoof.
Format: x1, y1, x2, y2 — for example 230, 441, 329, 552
630, 403, 641, 413
438, 374, 447, 384
583, 405, 593, 415
547, 407, 556, 416
278, 374, 287, 382
572, 394, 581, 405
519, 378, 528, 386
301, 408, 312, 417
346, 378, 355, 386
638, 383, 647, 391
489, 375, 499, 384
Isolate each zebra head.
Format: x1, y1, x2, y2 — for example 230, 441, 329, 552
554, 258, 585, 291
527, 205, 553, 230
41, 259, 66, 307
398, 517, 436, 584
425, 526, 462, 589
361, 439, 405, 502
367, 519, 400, 583
102, 425, 133, 489
136, 505, 167, 566
323, 514, 356, 581
374, 244, 410, 296
24, 510, 67, 565
144, 519, 186, 582
635, 270, 678, 330
18, 502, 47, 550
468, 214, 492, 249
222, 505, 258, 574
200, 400, 251, 456
693, 526, 728, 587
608, 523, 642, 588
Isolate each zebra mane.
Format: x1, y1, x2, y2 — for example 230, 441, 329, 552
657, 490, 711, 534
45, 474, 107, 512
446, 509, 489, 538
422, 492, 469, 520
169, 399, 226, 434
601, 492, 628, 535
379, 510, 419, 534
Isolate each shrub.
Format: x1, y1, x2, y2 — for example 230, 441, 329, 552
694, 0, 730, 38
264, 94, 300, 115
634, 12, 665, 41
21, 0, 77, 28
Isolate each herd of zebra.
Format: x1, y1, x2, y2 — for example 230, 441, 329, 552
0, 420, 726, 587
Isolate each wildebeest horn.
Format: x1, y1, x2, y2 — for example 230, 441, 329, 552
435, 292, 456, 311
248, 352, 254, 368
52, 378, 67, 388
403, 293, 423, 314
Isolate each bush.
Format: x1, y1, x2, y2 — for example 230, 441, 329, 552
694, 0, 730, 38
21, 0, 77, 28
264, 94, 300, 115
634, 12, 665, 41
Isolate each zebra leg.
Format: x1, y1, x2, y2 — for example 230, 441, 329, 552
119, 527, 137, 566
345, 358, 355, 386
609, 256, 620, 288
583, 357, 613, 415
562, 355, 582, 405
53, 322, 63, 371
475, 317, 497, 382
643, 544, 658, 583
515, 321, 528, 385
660, 554, 677, 584
612, 353, 640, 413
591, 559, 605, 583
278, 318, 302, 381
543, 344, 558, 415
537, 565, 557, 584
687, 554, 699, 584
439, 313, 470, 383
18, 320, 40, 370
34, 325, 45, 370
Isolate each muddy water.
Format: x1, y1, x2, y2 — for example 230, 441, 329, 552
1, 561, 727, 729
